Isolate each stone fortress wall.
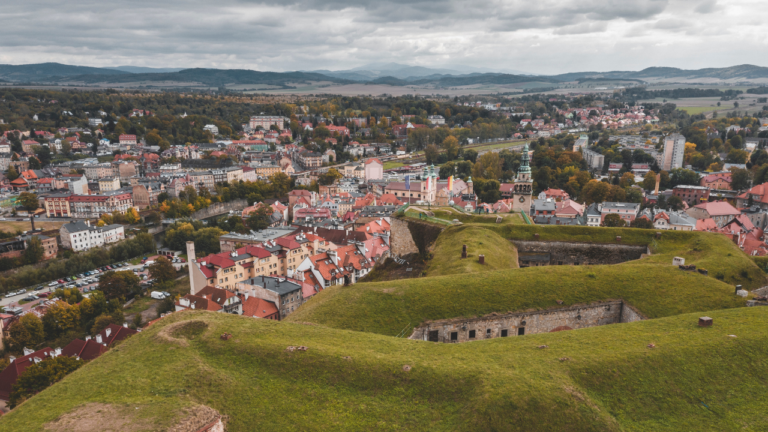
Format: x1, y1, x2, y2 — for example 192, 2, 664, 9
409, 300, 645, 343
512, 240, 648, 267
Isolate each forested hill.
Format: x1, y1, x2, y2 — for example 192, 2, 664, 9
53, 68, 354, 87
0, 62, 128, 81
551, 64, 768, 82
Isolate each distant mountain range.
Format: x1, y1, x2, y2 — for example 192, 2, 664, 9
1, 62, 768, 89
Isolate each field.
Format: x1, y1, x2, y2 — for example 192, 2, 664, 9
0, 220, 64, 233
287, 223, 764, 336
382, 161, 404, 170
3, 307, 768, 431
638, 95, 766, 117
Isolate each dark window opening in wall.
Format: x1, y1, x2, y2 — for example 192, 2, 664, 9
486, 328, 491, 336
469, 330, 476, 339
501, 329, 508, 337
557, 261, 563, 265
450, 332, 458, 341
517, 327, 525, 336
428, 330, 439, 342
574, 262, 579, 265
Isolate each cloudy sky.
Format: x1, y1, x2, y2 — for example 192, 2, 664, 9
1, 0, 766, 75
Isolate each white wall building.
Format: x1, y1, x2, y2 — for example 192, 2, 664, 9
59, 221, 125, 251
662, 133, 686, 171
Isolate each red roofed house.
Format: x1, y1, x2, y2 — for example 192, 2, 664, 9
686, 201, 741, 228
736, 182, 768, 210
356, 218, 390, 235
296, 243, 375, 287
701, 173, 732, 190
500, 183, 515, 199
0, 347, 57, 400
540, 188, 570, 201
176, 285, 241, 313
119, 134, 137, 145
240, 295, 279, 319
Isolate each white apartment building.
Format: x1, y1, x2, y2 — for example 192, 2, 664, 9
249, 116, 288, 131
661, 133, 686, 171
203, 124, 219, 135
60, 221, 125, 251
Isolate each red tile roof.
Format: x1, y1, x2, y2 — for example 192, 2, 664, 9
0, 347, 55, 400
240, 296, 278, 318
693, 201, 739, 216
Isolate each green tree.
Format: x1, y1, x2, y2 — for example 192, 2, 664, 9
463, 149, 478, 163
18, 192, 39, 211
581, 180, 610, 205
424, 144, 440, 165
472, 152, 502, 180
730, 168, 751, 191
726, 149, 749, 164
642, 170, 658, 192
667, 195, 684, 211
7, 313, 45, 352
8, 356, 84, 409
631, 218, 654, 229
149, 257, 176, 283
318, 168, 342, 186
669, 168, 700, 187
269, 172, 292, 197
603, 213, 626, 227
441, 136, 460, 161
619, 172, 635, 188
6, 165, 20, 180
246, 205, 273, 231
98, 270, 141, 301
23, 235, 44, 265
439, 161, 455, 179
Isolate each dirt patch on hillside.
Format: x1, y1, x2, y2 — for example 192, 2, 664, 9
167, 405, 225, 432
44, 403, 224, 432
156, 320, 209, 347
44, 403, 154, 432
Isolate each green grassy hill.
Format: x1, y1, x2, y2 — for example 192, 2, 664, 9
287, 225, 763, 335
3, 308, 768, 431
427, 224, 519, 276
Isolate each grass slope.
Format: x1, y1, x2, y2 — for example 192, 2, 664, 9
3, 308, 768, 431
287, 225, 763, 335
427, 224, 518, 276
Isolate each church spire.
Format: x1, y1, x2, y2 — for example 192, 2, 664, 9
519, 143, 531, 174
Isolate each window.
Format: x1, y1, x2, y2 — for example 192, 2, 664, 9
486, 328, 491, 336
468, 330, 476, 339
501, 329, 508, 337
517, 327, 525, 336
450, 332, 458, 341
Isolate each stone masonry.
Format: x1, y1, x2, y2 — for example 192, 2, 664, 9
409, 300, 645, 343
513, 240, 648, 267
390, 217, 419, 256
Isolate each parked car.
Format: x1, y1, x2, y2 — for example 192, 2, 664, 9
58, 279, 65, 283
49, 282, 58, 287
38, 292, 49, 298
150, 291, 168, 300
4, 292, 14, 298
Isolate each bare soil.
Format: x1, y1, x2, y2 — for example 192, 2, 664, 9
44, 403, 154, 432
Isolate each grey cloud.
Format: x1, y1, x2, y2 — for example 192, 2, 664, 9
0, 0, 764, 74
694, 0, 719, 13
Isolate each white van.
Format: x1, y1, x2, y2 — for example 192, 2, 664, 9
48, 281, 58, 287
150, 291, 167, 300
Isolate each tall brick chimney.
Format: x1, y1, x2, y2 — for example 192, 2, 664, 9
654, 173, 660, 195
186, 241, 196, 295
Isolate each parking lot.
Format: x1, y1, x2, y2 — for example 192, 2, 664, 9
0, 258, 161, 313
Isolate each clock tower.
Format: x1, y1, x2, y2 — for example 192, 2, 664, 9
512, 143, 533, 214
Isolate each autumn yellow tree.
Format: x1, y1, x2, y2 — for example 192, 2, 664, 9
619, 172, 636, 188
472, 152, 503, 180
441, 136, 460, 161
125, 207, 140, 224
